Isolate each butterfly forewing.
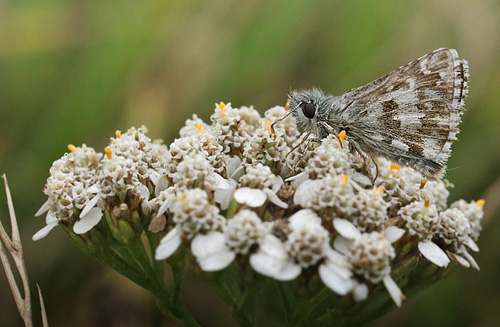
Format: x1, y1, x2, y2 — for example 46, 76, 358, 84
335, 48, 469, 178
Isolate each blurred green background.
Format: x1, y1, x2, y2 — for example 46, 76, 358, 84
1, 0, 499, 326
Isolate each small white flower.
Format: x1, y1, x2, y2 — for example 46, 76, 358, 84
234, 188, 268, 207
294, 175, 355, 218
32, 210, 59, 241
332, 219, 404, 306
234, 187, 287, 208
226, 209, 270, 254
304, 135, 350, 179
286, 210, 329, 267
233, 164, 287, 208
250, 234, 301, 281
73, 207, 103, 234
318, 247, 354, 296
155, 228, 182, 260
172, 189, 225, 239
191, 232, 235, 272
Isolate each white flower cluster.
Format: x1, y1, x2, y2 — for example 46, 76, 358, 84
34, 127, 168, 240
35, 102, 485, 308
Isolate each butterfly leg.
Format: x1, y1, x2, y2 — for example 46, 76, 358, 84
286, 132, 310, 158
351, 144, 378, 186
286, 134, 322, 178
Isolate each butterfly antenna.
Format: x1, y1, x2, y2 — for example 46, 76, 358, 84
271, 102, 301, 133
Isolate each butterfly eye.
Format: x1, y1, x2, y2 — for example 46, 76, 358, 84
302, 102, 316, 119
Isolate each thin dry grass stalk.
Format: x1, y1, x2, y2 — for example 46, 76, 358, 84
1, 174, 47, 327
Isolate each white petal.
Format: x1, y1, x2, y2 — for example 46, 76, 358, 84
384, 226, 405, 243
383, 275, 404, 307
259, 234, 288, 260
464, 237, 479, 252
155, 228, 182, 260
234, 188, 267, 207
32, 221, 59, 241
293, 179, 318, 203
137, 184, 150, 200
214, 173, 232, 189
418, 240, 450, 267
323, 247, 351, 279
142, 201, 151, 216
197, 251, 235, 272
45, 210, 58, 224
352, 282, 369, 302
96, 198, 105, 210
191, 232, 227, 258
446, 251, 470, 268
288, 209, 321, 227
333, 219, 361, 240
285, 171, 309, 187
319, 264, 353, 295
155, 176, 169, 196
225, 156, 242, 179
73, 207, 103, 234
347, 178, 362, 192
214, 179, 237, 210
333, 236, 354, 255
250, 252, 285, 278
87, 184, 100, 194
231, 166, 245, 181
461, 249, 480, 270
249, 234, 300, 281
263, 188, 288, 208
191, 232, 235, 271
275, 262, 301, 281
157, 198, 174, 217
271, 176, 284, 193
249, 252, 300, 281
35, 200, 50, 217
80, 194, 101, 218
149, 170, 161, 186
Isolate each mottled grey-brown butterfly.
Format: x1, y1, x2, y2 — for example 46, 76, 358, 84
272, 48, 469, 181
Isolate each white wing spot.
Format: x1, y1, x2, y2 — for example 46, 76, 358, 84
391, 140, 410, 152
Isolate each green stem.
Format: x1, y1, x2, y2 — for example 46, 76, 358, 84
153, 282, 200, 327
111, 244, 141, 270
235, 284, 257, 327
276, 282, 294, 322
168, 247, 186, 304
127, 238, 158, 278
288, 285, 336, 327
93, 243, 199, 325
226, 199, 240, 219
94, 248, 152, 292
145, 230, 164, 277
208, 266, 256, 326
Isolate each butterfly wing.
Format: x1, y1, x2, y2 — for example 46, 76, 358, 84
336, 48, 469, 178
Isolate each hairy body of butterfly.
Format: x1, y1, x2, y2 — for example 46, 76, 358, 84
276, 48, 469, 180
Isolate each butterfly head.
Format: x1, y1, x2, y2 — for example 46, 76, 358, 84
286, 88, 335, 138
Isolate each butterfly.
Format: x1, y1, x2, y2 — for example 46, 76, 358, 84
273, 48, 469, 180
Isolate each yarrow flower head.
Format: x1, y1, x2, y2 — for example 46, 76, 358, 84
34, 127, 169, 244
34, 101, 485, 322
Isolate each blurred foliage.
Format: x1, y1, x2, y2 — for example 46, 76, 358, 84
1, 0, 499, 326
